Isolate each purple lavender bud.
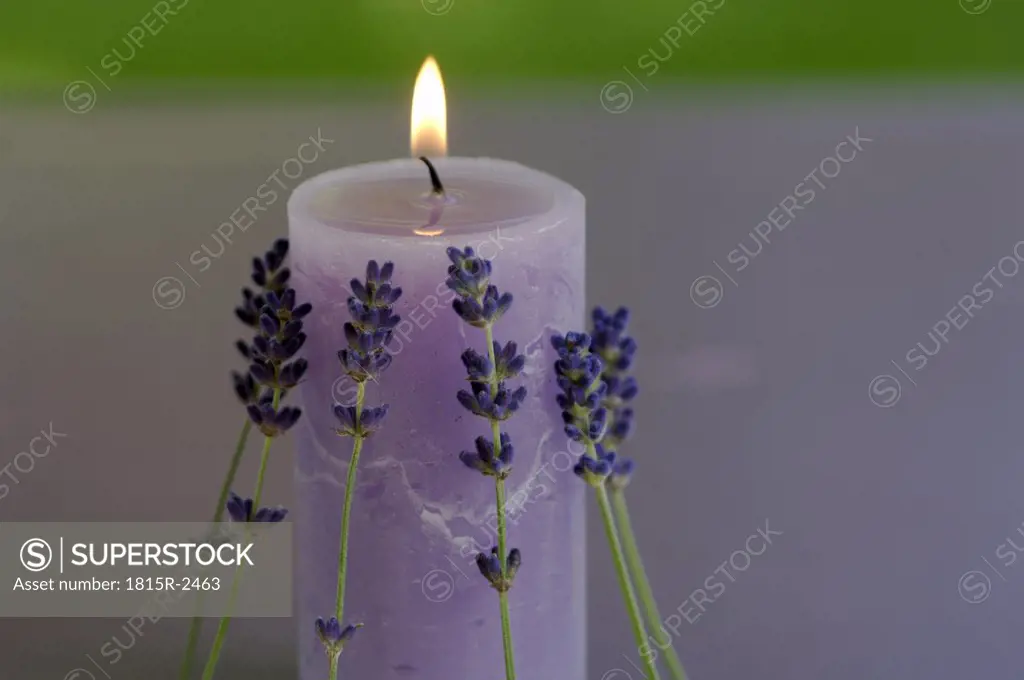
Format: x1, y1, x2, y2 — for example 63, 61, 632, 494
494, 291, 513, 320
506, 548, 522, 582
281, 319, 303, 342
588, 408, 608, 441
279, 359, 309, 388
315, 617, 362, 657
497, 433, 513, 466
608, 408, 635, 443
551, 332, 592, 358
333, 404, 357, 431
350, 279, 369, 304
366, 260, 380, 284
225, 492, 288, 523
252, 335, 270, 356
456, 389, 479, 414
495, 341, 526, 379
508, 386, 527, 411
376, 284, 402, 305
235, 289, 261, 327
259, 313, 280, 337
333, 404, 389, 438
284, 333, 307, 357
445, 246, 493, 299
226, 492, 254, 523
459, 450, 490, 475
458, 433, 513, 479
275, 406, 302, 432
265, 340, 290, 362
253, 506, 289, 522
252, 257, 267, 287
445, 246, 465, 265
474, 436, 496, 463
573, 453, 613, 487
268, 268, 290, 292
247, 402, 302, 437
360, 405, 390, 432
475, 548, 503, 587
232, 371, 259, 405
564, 424, 584, 442
249, 360, 275, 386
461, 348, 494, 381
272, 238, 288, 259
607, 456, 635, 491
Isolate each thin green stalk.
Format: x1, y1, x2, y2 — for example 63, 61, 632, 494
588, 443, 660, 680
199, 564, 244, 680
612, 490, 688, 680
179, 417, 253, 680
214, 419, 255, 522
333, 381, 366, 624
201, 390, 279, 680
494, 469, 516, 679
485, 324, 516, 680
250, 390, 280, 511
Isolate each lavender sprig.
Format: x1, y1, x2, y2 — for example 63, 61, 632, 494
590, 307, 687, 680
322, 260, 401, 680
448, 246, 521, 680
179, 239, 298, 680
551, 324, 661, 680
201, 243, 311, 680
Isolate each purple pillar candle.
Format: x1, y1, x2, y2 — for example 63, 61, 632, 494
288, 155, 586, 680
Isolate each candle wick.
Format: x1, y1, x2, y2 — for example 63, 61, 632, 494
419, 156, 445, 197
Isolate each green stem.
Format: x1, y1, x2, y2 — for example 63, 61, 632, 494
179, 417, 253, 680
612, 490, 687, 680
334, 382, 366, 623
485, 325, 516, 680
199, 563, 244, 680
588, 443, 660, 680
328, 654, 339, 680
494, 473, 516, 680
250, 390, 279, 511
201, 390, 279, 680
214, 419, 255, 523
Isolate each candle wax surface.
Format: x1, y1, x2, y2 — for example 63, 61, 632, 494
308, 177, 556, 236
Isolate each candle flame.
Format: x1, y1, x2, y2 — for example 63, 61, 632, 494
411, 56, 447, 158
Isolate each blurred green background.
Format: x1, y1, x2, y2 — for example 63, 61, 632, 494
1, 0, 1022, 95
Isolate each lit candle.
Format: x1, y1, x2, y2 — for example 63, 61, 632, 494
289, 57, 585, 680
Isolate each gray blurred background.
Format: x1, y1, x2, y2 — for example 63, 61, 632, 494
4, 83, 1024, 678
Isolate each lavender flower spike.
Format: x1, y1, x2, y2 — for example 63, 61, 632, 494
337, 259, 402, 384
589, 306, 639, 448
554, 307, 688, 680
193, 239, 305, 680
325, 260, 402, 680
446, 244, 523, 680
237, 255, 312, 434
